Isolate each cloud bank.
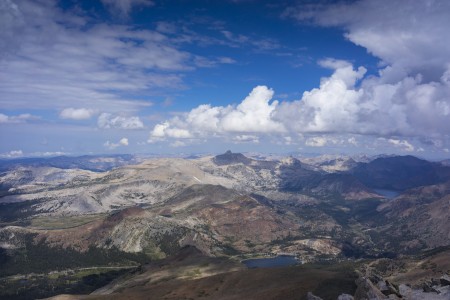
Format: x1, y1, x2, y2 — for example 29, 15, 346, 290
149, 0, 450, 152
276, 58, 450, 137
149, 58, 450, 143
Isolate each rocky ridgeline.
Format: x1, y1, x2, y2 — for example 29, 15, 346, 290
307, 275, 450, 300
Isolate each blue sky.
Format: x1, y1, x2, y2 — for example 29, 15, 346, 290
1, 0, 449, 159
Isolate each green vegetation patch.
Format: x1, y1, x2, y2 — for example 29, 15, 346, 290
0, 267, 133, 300
0, 234, 150, 277
29, 214, 105, 230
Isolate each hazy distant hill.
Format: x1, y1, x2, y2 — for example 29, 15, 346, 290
350, 155, 450, 190
0, 154, 139, 172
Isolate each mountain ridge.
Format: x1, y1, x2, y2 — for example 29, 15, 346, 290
0, 151, 449, 299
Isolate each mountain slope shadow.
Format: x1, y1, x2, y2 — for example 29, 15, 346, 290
350, 155, 450, 191
45, 246, 358, 300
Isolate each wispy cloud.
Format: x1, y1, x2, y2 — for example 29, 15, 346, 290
0, 0, 233, 114
59, 108, 95, 120
98, 113, 144, 130
220, 30, 280, 50
0, 150, 70, 158
233, 135, 259, 143
305, 136, 329, 147
0, 150, 23, 158
387, 138, 415, 152
100, 0, 154, 18
0, 113, 39, 123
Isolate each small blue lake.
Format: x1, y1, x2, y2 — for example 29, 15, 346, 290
242, 255, 299, 268
373, 189, 401, 199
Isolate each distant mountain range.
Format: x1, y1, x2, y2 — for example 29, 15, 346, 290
0, 154, 139, 172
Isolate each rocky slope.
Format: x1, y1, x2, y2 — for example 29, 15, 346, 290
376, 181, 450, 250
2, 152, 450, 260
300, 155, 360, 172
0, 158, 237, 214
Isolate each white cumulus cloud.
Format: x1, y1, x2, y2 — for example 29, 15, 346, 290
119, 137, 129, 146
275, 59, 450, 138
104, 137, 129, 149
221, 86, 285, 133
148, 85, 285, 142
276, 59, 367, 134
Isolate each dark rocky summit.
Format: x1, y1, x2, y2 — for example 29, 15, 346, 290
213, 150, 253, 166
